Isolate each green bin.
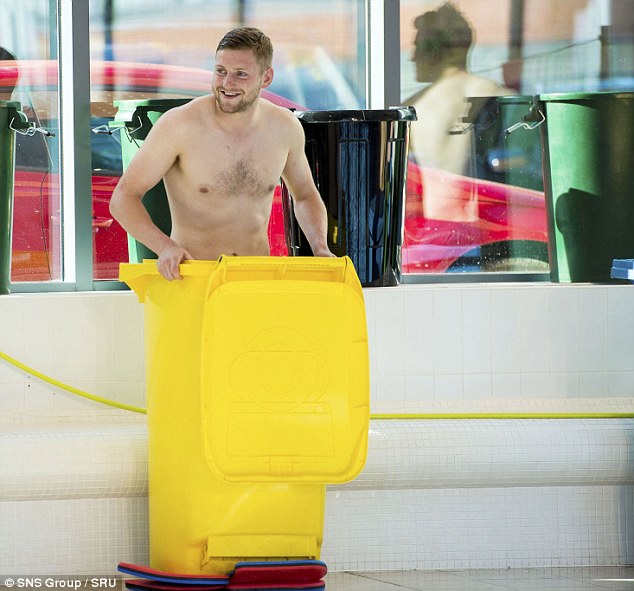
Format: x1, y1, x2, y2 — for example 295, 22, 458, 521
113, 99, 190, 262
538, 91, 634, 282
0, 101, 29, 294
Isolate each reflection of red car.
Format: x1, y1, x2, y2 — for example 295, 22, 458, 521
3, 60, 548, 282
403, 165, 548, 273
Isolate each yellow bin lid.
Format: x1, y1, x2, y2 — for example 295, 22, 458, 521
201, 256, 369, 484
119, 258, 218, 302
120, 256, 370, 485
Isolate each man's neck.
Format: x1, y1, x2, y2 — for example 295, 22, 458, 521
211, 96, 262, 134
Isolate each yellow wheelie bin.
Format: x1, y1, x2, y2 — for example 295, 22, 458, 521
120, 256, 369, 575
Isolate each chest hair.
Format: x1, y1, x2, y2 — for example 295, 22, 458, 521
216, 156, 275, 196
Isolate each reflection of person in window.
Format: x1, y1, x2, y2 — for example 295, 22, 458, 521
0, 47, 19, 100
406, 2, 515, 221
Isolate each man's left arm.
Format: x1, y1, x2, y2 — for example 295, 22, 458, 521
281, 117, 334, 258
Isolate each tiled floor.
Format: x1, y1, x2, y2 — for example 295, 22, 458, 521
323, 567, 634, 590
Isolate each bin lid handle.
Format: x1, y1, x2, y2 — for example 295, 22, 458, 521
505, 108, 545, 136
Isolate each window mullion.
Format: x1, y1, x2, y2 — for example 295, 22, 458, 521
367, 0, 401, 109
59, 0, 93, 289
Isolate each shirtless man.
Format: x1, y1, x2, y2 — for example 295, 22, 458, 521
110, 27, 333, 281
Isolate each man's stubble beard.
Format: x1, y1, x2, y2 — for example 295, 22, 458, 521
215, 89, 260, 114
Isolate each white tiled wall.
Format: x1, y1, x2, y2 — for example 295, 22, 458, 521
1, 496, 149, 575
1, 283, 634, 413
3, 481, 631, 574
0, 292, 145, 413
1, 283, 633, 575
364, 283, 634, 413
1, 411, 632, 574
322, 485, 634, 571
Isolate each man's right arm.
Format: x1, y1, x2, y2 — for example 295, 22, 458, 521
109, 111, 192, 280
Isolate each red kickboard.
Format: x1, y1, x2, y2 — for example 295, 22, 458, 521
227, 583, 324, 591
225, 581, 326, 591
125, 580, 226, 591
229, 561, 327, 585
118, 563, 228, 586
124, 579, 325, 591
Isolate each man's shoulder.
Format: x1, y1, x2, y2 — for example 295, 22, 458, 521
260, 99, 302, 136
150, 96, 210, 133
172, 95, 211, 117
138, 98, 207, 150
260, 97, 296, 119
156, 95, 209, 121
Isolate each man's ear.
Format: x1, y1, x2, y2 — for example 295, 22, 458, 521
261, 66, 274, 89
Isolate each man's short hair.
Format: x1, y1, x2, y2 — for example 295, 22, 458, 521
414, 2, 473, 59
216, 27, 273, 72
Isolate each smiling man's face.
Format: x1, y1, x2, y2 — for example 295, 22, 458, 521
212, 48, 273, 114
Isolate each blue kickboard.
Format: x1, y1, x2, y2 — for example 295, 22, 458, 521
611, 259, 634, 282
118, 563, 228, 586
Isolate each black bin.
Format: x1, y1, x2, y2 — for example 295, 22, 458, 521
282, 107, 417, 287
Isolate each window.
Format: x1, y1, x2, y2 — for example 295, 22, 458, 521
2, 2, 62, 284
5, 1, 633, 290
399, 0, 633, 277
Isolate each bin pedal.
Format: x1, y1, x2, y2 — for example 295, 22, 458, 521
119, 560, 326, 591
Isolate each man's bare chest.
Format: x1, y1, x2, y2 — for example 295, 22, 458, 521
179, 135, 287, 197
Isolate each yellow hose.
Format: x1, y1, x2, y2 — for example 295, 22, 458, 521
2, 351, 633, 420
0, 351, 146, 414
371, 412, 634, 420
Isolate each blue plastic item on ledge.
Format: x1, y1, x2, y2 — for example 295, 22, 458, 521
611, 259, 634, 282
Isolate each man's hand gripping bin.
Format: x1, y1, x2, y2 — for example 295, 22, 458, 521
120, 256, 369, 575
